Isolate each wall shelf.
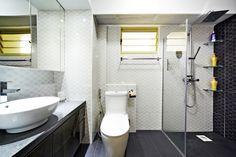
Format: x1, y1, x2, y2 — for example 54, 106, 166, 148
203, 65, 223, 68
203, 89, 223, 92
203, 40, 223, 46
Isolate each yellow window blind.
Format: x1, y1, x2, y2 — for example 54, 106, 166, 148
121, 27, 158, 55
0, 34, 31, 56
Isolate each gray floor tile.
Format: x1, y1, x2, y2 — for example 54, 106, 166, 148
85, 130, 181, 157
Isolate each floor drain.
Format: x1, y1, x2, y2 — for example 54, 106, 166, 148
196, 135, 212, 142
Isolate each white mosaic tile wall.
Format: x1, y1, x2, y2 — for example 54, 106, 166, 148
37, 11, 63, 71
187, 25, 213, 132
61, 10, 93, 143
0, 67, 56, 101
97, 25, 213, 132
161, 25, 214, 132
96, 25, 107, 109
161, 26, 187, 132
104, 26, 162, 130
90, 25, 107, 139
92, 17, 100, 140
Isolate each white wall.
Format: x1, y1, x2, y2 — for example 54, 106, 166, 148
187, 25, 214, 131
0, 67, 56, 101
62, 10, 93, 143
0, 0, 37, 16
90, 0, 236, 14
161, 25, 214, 132
91, 17, 100, 140
97, 26, 163, 130
37, 11, 63, 71
96, 24, 214, 132
162, 26, 186, 132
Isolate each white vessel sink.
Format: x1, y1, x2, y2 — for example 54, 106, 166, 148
0, 96, 60, 133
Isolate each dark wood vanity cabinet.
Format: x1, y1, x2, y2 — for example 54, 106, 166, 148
26, 136, 53, 157
53, 107, 85, 157
21, 103, 86, 157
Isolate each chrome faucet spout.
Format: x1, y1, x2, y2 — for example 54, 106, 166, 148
2, 88, 21, 94
0, 81, 20, 103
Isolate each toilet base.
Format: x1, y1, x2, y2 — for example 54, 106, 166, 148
101, 132, 129, 157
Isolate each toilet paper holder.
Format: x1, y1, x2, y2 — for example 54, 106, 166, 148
128, 89, 136, 98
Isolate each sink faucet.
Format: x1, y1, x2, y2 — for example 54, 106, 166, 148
0, 81, 20, 103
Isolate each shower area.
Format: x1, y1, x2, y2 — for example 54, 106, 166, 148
162, 15, 236, 157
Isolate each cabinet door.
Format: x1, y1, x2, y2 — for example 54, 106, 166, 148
79, 119, 85, 143
78, 106, 85, 143
53, 110, 80, 157
26, 136, 53, 157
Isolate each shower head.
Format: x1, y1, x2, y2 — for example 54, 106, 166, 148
189, 46, 201, 60
201, 10, 229, 23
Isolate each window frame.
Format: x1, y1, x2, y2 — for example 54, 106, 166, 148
0, 33, 31, 56
120, 27, 159, 55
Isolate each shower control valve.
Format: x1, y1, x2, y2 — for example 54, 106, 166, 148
183, 75, 200, 84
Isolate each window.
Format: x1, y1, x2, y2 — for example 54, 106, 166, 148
166, 32, 186, 52
120, 27, 158, 56
0, 34, 31, 56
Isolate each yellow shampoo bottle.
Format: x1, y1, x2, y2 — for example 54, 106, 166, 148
211, 77, 218, 91
211, 53, 218, 67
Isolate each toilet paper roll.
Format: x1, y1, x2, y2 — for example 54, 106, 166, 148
57, 91, 66, 102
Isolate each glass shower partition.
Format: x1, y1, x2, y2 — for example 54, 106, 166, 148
162, 20, 189, 157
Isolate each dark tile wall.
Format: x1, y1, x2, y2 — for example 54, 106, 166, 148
214, 14, 236, 141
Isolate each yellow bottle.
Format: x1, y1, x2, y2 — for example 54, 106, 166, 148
211, 77, 218, 91
211, 53, 217, 67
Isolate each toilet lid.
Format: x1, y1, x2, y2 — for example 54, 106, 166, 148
101, 114, 129, 137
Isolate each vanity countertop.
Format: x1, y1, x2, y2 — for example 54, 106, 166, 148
0, 100, 85, 157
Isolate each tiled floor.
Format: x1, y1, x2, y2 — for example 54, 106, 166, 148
167, 132, 236, 157
84, 130, 182, 157
81, 131, 236, 157
187, 132, 236, 157
74, 144, 89, 157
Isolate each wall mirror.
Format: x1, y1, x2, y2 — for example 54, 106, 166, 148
0, 0, 65, 71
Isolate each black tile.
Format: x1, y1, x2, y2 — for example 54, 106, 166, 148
85, 131, 182, 157
74, 144, 89, 157
214, 14, 236, 141
213, 113, 224, 136
125, 133, 145, 157
187, 132, 236, 157
167, 132, 236, 157
148, 131, 183, 157
85, 138, 105, 157
85, 131, 236, 157
165, 132, 185, 153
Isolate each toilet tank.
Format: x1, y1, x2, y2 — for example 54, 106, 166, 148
105, 91, 128, 114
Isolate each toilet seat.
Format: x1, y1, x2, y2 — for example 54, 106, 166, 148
101, 114, 129, 137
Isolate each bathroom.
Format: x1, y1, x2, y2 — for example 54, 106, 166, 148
0, 0, 236, 157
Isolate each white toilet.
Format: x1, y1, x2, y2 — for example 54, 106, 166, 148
100, 91, 130, 157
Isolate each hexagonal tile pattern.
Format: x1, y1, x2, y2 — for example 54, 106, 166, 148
0, 67, 56, 101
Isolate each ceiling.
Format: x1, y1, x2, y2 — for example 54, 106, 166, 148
95, 14, 200, 25
30, 0, 91, 10
29, 0, 233, 25
30, 0, 62, 10
30, 0, 90, 10
94, 14, 234, 25
58, 0, 91, 10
